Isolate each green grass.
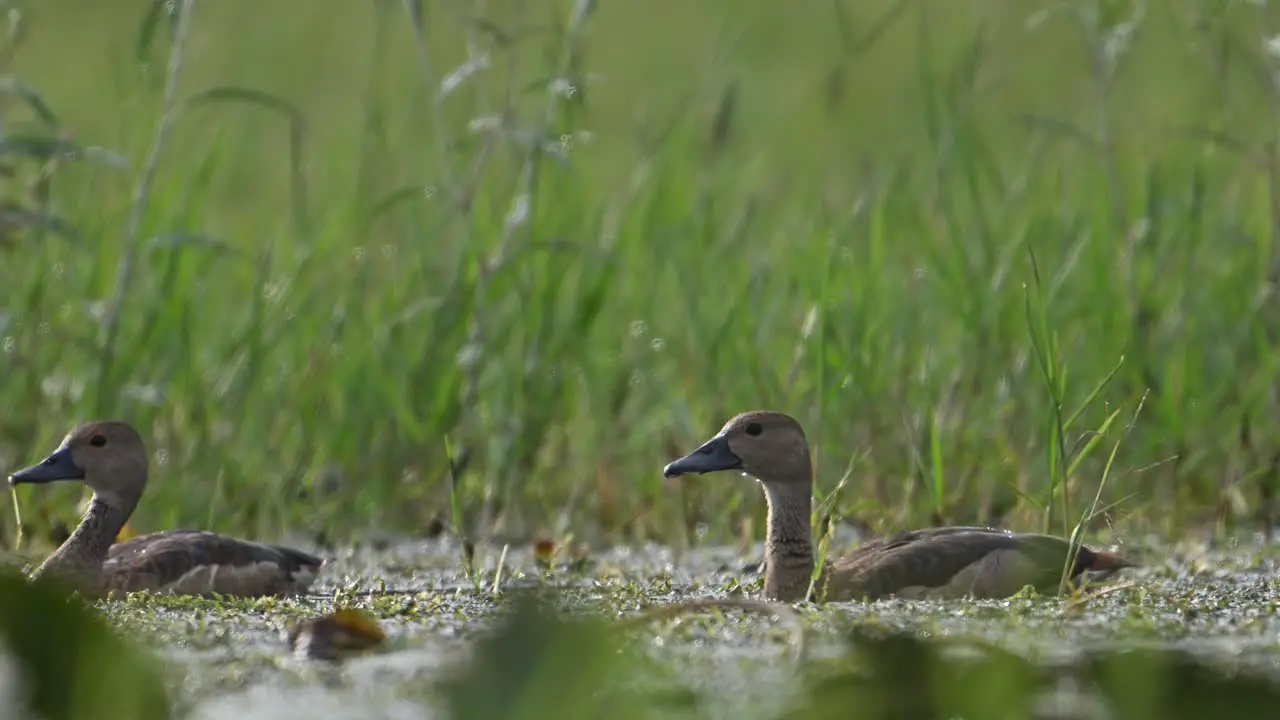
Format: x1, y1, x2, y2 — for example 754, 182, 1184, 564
1, 0, 1279, 548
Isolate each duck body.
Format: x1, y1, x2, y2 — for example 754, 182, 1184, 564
100, 530, 324, 596
8, 421, 326, 599
817, 526, 1128, 601
664, 411, 1135, 603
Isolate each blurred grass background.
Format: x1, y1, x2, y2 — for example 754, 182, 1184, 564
2, 0, 1280, 548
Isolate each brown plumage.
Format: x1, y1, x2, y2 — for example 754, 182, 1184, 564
286, 609, 387, 661
663, 411, 1134, 602
7, 421, 324, 598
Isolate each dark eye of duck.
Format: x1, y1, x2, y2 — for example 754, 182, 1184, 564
89, 434, 107, 448
745, 422, 763, 437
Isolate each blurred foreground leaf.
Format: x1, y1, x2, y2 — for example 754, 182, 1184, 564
439, 591, 698, 720
784, 623, 1044, 720
783, 621, 1280, 720
1087, 645, 1280, 720
0, 567, 170, 720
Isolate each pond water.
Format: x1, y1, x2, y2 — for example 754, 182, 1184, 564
46, 533, 1280, 719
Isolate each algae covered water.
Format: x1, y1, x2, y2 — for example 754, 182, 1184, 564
59, 535, 1280, 720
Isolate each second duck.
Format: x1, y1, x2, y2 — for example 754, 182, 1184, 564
663, 410, 1134, 602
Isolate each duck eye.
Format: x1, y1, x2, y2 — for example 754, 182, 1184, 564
745, 422, 763, 437
89, 434, 107, 448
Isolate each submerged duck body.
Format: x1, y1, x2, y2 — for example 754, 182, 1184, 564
8, 420, 324, 598
663, 410, 1134, 602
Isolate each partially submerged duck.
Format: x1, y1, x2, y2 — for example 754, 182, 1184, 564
285, 608, 387, 661
8, 420, 325, 598
663, 410, 1134, 602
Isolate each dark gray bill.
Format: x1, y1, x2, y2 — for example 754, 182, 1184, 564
9, 446, 85, 486
663, 434, 742, 477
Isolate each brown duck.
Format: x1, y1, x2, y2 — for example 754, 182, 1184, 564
663, 411, 1134, 602
8, 420, 325, 598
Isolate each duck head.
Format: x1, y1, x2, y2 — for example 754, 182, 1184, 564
9, 421, 149, 510
663, 411, 812, 488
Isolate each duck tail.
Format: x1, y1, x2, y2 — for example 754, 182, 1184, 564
1088, 549, 1135, 571
270, 544, 326, 571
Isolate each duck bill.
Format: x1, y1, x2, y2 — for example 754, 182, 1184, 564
663, 434, 743, 477
8, 446, 85, 486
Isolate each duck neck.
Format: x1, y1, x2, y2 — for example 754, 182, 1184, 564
760, 479, 814, 602
33, 494, 136, 593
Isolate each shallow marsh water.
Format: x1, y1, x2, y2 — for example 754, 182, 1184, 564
23, 533, 1280, 719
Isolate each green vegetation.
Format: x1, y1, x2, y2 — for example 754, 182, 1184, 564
2, 0, 1277, 547
0, 568, 170, 720
6, 1, 1280, 713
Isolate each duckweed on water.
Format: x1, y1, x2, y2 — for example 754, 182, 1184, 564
2, 537, 1274, 719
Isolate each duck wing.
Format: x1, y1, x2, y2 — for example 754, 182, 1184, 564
824, 529, 1064, 601
103, 530, 324, 597
831, 526, 1015, 574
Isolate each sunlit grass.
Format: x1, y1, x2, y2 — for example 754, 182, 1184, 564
0, 0, 1277, 554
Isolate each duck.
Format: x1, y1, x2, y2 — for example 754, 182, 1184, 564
47, 496, 139, 546
7, 420, 325, 598
285, 608, 387, 661
662, 410, 1134, 602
